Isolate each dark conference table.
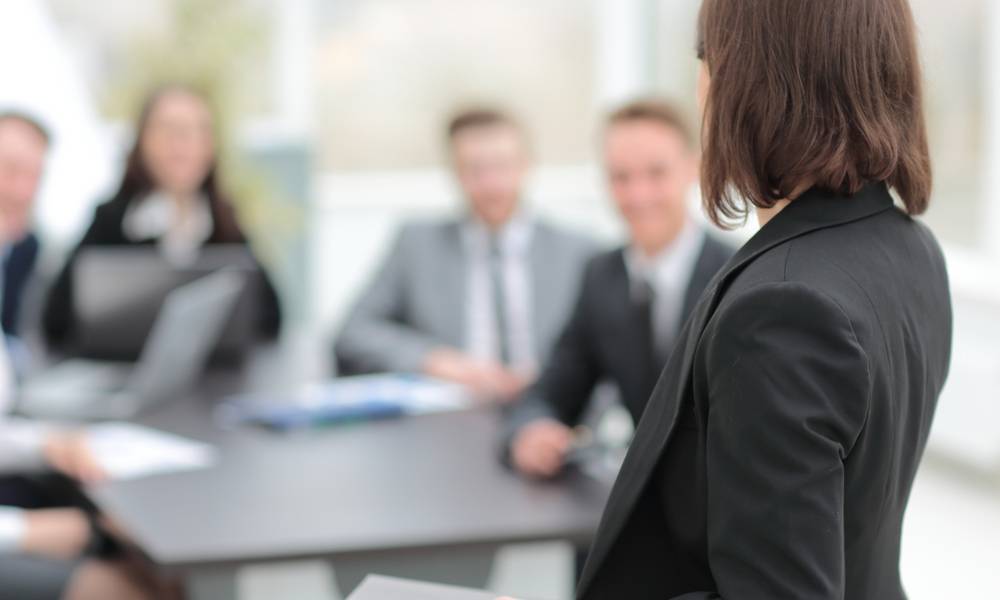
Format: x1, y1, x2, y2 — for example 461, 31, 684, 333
86, 346, 612, 599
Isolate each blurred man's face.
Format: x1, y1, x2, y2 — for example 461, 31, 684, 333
604, 120, 698, 255
450, 124, 530, 229
0, 119, 48, 242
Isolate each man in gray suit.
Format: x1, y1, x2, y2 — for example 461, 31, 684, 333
335, 107, 594, 400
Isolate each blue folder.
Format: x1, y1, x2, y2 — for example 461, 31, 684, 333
216, 374, 470, 431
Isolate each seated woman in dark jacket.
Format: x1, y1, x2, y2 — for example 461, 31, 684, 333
43, 84, 282, 348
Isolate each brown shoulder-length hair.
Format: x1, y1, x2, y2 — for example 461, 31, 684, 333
696, 0, 932, 226
111, 84, 243, 242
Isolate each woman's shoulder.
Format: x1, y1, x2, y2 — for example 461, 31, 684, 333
708, 237, 863, 344
76, 195, 133, 244
724, 211, 923, 320
703, 278, 869, 389
90, 195, 131, 220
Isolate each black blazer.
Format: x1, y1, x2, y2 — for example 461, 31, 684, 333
578, 184, 952, 599
42, 196, 282, 347
2, 233, 39, 336
504, 234, 733, 447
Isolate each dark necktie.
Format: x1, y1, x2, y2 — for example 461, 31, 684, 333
488, 235, 511, 365
632, 278, 660, 390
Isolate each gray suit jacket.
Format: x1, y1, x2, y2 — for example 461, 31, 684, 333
334, 219, 596, 375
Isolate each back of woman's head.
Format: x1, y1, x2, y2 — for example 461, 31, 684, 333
697, 0, 931, 226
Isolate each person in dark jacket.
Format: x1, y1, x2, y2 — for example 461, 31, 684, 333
2, 233, 38, 338
505, 99, 733, 479
42, 84, 281, 348
576, 1, 951, 598
0, 112, 47, 335
0, 112, 50, 376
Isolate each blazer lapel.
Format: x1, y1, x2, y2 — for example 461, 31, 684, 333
680, 235, 720, 325
529, 225, 558, 361
436, 222, 468, 348
577, 183, 897, 595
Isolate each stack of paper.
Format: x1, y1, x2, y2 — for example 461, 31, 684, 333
86, 422, 216, 480
347, 575, 500, 600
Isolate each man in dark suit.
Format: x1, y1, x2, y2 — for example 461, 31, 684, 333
0, 112, 46, 358
505, 100, 733, 478
2, 234, 38, 335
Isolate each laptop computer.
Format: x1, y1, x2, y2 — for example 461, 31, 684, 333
18, 270, 245, 421
71, 245, 264, 362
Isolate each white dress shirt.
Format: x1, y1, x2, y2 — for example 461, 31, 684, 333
461, 214, 536, 374
122, 190, 214, 266
625, 219, 706, 358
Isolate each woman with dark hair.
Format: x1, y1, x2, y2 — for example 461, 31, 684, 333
575, 0, 952, 598
43, 84, 281, 347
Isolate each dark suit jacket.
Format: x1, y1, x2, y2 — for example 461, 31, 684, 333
2, 233, 39, 336
504, 233, 733, 448
42, 196, 282, 347
578, 184, 952, 600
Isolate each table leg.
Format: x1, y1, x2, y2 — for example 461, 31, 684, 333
184, 565, 240, 600
332, 544, 499, 597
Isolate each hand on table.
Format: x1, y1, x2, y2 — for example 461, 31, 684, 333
423, 349, 530, 402
43, 431, 107, 484
510, 418, 574, 479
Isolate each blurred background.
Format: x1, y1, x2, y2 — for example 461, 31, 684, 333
1, 0, 997, 598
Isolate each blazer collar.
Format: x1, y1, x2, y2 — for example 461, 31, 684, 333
725, 182, 895, 280
576, 182, 897, 595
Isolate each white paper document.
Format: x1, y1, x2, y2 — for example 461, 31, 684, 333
85, 423, 216, 480
347, 575, 498, 600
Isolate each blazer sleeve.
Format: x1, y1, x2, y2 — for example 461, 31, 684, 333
674, 282, 870, 599
254, 266, 283, 339
41, 206, 113, 346
333, 227, 447, 375
502, 263, 602, 460
1, 235, 40, 336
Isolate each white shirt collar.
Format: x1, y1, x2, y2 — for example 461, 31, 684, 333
461, 211, 534, 257
122, 190, 214, 265
625, 218, 705, 299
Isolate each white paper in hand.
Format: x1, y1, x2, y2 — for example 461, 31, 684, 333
85, 423, 216, 480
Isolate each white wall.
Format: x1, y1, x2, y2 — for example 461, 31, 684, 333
985, 0, 1000, 258
0, 0, 118, 245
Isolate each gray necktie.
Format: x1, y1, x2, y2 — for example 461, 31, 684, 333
488, 234, 511, 365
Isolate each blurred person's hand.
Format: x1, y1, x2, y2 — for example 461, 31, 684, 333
511, 418, 574, 478
423, 348, 529, 401
43, 432, 107, 484
20, 508, 91, 560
